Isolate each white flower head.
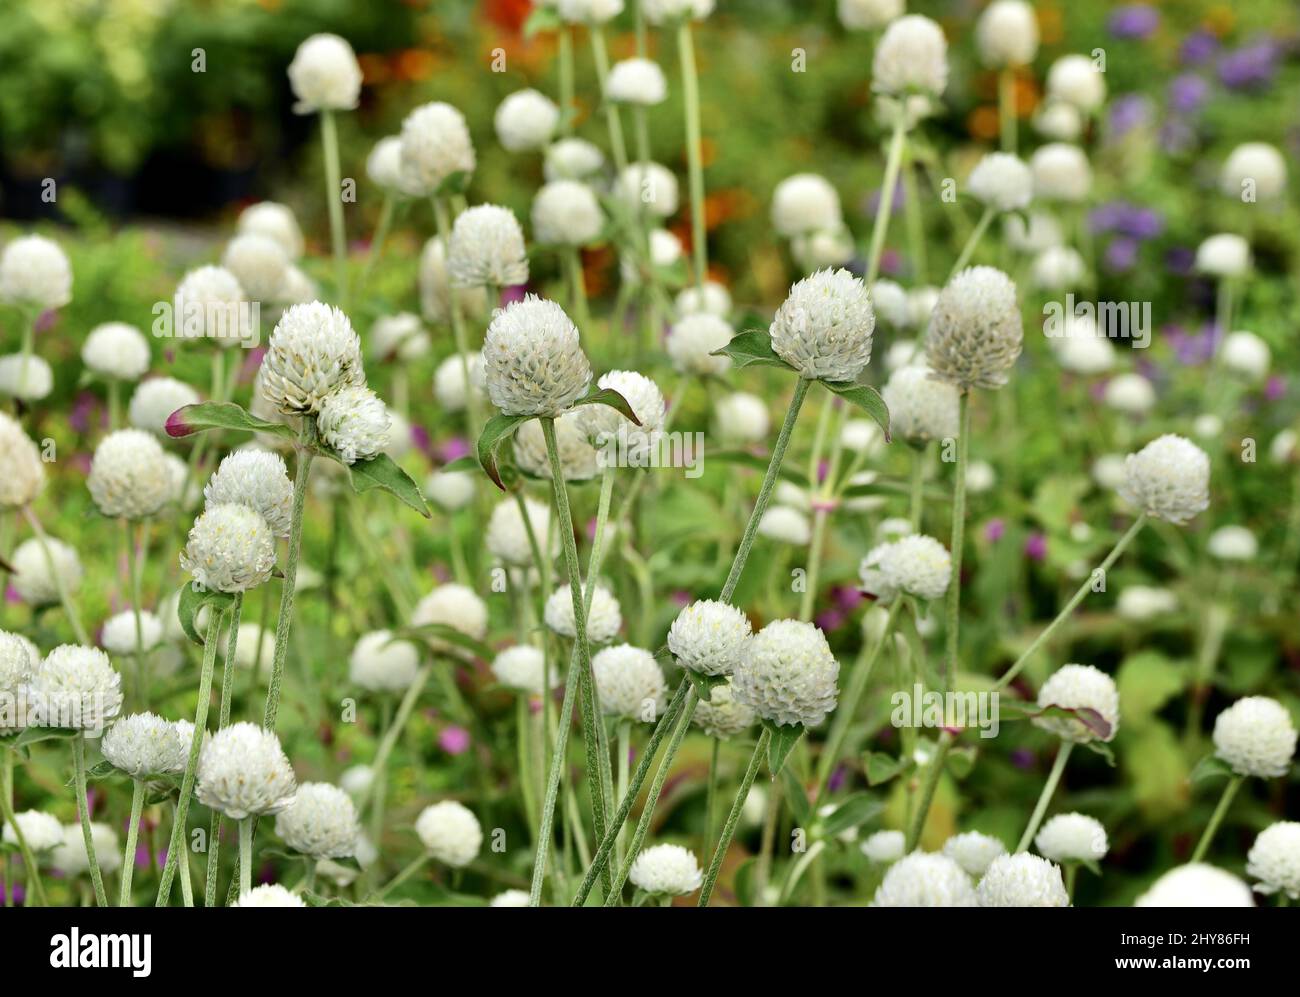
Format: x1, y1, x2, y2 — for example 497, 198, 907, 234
1103, 373, 1155, 416
545, 582, 622, 644
481, 295, 592, 417
668, 599, 752, 677
628, 843, 703, 895
882, 365, 959, 443
1032, 246, 1086, 290
87, 429, 172, 520
1213, 696, 1297, 779
197, 721, 297, 819
425, 468, 475, 512
533, 179, 604, 246
172, 265, 248, 347
0, 411, 46, 509
732, 619, 840, 728
514, 413, 600, 482
419, 237, 489, 325
10, 536, 81, 606
492, 645, 555, 695
416, 800, 482, 867
769, 268, 875, 382
275, 782, 360, 859
861, 830, 906, 864
544, 138, 606, 183
1035, 813, 1108, 864
82, 323, 149, 381
27, 644, 123, 732
399, 102, 476, 197
926, 266, 1022, 390
221, 233, 289, 303
675, 280, 732, 318
260, 302, 364, 416
1035, 663, 1120, 743
234, 884, 307, 907
872, 15, 948, 98
288, 33, 362, 113
1116, 585, 1177, 621
667, 313, 733, 376
411, 584, 489, 650
349, 630, 421, 692
873, 852, 977, 906
204, 450, 293, 538
0, 235, 72, 310
714, 392, 770, 444
838, 0, 903, 31
2, 810, 63, 852
976, 0, 1039, 67
1047, 54, 1106, 111
101, 711, 188, 778
1221, 330, 1270, 381
1195, 233, 1251, 278
607, 57, 668, 105
370, 312, 430, 363
1030, 143, 1092, 202
615, 163, 679, 220
968, 153, 1033, 212
448, 204, 529, 288
490, 889, 530, 907
642, 0, 712, 24
1221, 142, 1287, 201
1207, 524, 1257, 562
100, 610, 163, 656
180, 503, 276, 593
0, 354, 52, 401
0, 629, 37, 712
366, 136, 407, 195
1118, 434, 1210, 525
52, 822, 121, 877
592, 643, 666, 721
129, 377, 201, 437
317, 384, 391, 465
495, 88, 560, 152
943, 832, 1008, 878
1135, 864, 1254, 907
1246, 822, 1300, 900
575, 369, 664, 460
758, 506, 812, 546
434, 352, 485, 413
1053, 315, 1115, 375
977, 853, 1069, 907
692, 679, 757, 739
771, 174, 843, 238
238, 201, 304, 259
487, 495, 555, 567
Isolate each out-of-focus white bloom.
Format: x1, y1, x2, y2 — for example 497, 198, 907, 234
758, 505, 812, 546
481, 295, 592, 416
1092, 453, 1127, 492
173, 265, 248, 347
607, 58, 668, 105
861, 830, 906, 863
882, 365, 959, 443
621, 228, 683, 285
1271, 429, 1300, 465
545, 582, 622, 644
1134, 864, 1254, 907
1118, 434, 1210, 525
100, 610, 163, 656
260, 302, 364, 415
976, 0, 1038, 67
1221, 330, 1270, 380
370, 313, 430, 362
0, 630, 37, 731
838, 0, 902, 31
0, 411, 45, 509
1117, 585, 1178, 622
533, 180, 604, 246
232, 622, 273, 673
0, 354, 52, 400
1195, 234, 1251, 278
1032, 246, 1086, 290
1246, 822, 1300, 899
769, 268, 875, 382
1207, 525, 1257, 562
275, 782, 359, 858
1212, 697, 1297, 779
10, 536, 81, 606
792, 228, 855, 272
1053, 316, 1115, 375
675, 280, 732, 318
872, 15, 948, 98
513, 413, 600, 481
666, 313, 733, 376
233, 884, 306, 907
1, 810, 63, 852
1221, 142, 1287, 201
965, 460, 996, 493
977, 853, 1069, 907
204, 450, 293, 538
1033, 99, 1083, 141
558, 0, 625, 22
544, 138, 605, 183
419, 237, 488, 325
399, 102, 476, 196
411, 584, 489, 647
349, 630, 420, 692
576, 369, 665, 456
238, 202, 304, 259
927, 266, 1022, 390
1035, 663, 1120, 743
1030, 143, 1092, 202
51, 822, 121, 877
448, 204, 529, 288
615, 163, 679, 220
642, 0, 712, 23
180, 503, 276, 593
1193, 413, 1223, 440
197, 722, 296, 819
968, 153, 1033, 212
87, 429, 172, 520
492, 645, 555, 695
592, 643, 666, 720
27, 645, 122, 732
771, 174, 843, 238
732, 619, 839, 728
1035, 813, 1108, 864
276, 265, 316, 305
943, 832, 1008, 878
366, 136, 408, 195
101, 711, 188, 778
495, 89, 560, 153
288, 33, 362, 113
714, 392, 769, 444
1005, 211, 1063, 253
0, 235, 72, 310
415, 800, 482, 867
1103, 373, 1155, 416
340, 765, 373, 798
628, 843, 703, 895
433, 353, 485, 413
317, 385, 390, 465
486, 496, 555, 567
873, 852, 977, 906
871, 280, 909, 329
668, 600, 752, 676
692, 679, 756, 738
490, 889, 531, 907
82, 323, 149, 381
222, 233, 289, 303
129, 377, 200, 437
1047, 54, 1106, 111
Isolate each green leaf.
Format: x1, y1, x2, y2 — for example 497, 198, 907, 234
165, 401, 295, 442
820, 793, 883, 836
865, 751, 904, 786
572, 386, 641, 425
780, 765, 812, 826
393, 623, 494, 662
439, 455, 479, 475
436, 171, 472, 197
711, 329, 798, 371
945, 744, 978, 779
1189, 753, 1234, 784
477, 413, 533, 491
176, 581, 235, 646
11, 727, 78, 748
821, 380, 891, 442
1117, 651, 1186, 728
522, 4, 562, 37
732, 857, 758, 907
763, 719, 805, 775
685, 670, 727, 703
347, 454, 431, 518
998, 700, 1113, 741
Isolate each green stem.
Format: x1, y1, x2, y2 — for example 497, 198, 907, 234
238, 818, 252, 898
904, 729, 953, 851
124, 518, 149, 708
777, 839, 826, 905
678, 20, 708, 287
22, 506, 88, 644
204, 593, 243, 906
866, 117, 907, 285
359, 195, 395, 295
119, 779, 145, 906
943, 392, 970, 692
949, 206, 995, 279
108, 380, 121, 430
998, 68, 1016, 153
73, 733, 107, 906
589, 28, 628, 174
698, 729, 769, 907
320, 109, 349, 306
565, 247, 591, 332
909, 445, 926, 529
1191, 774, 1244, 863
361, 667, 432, 820
703, 736, 720, 857
432, 197, 483, 437
558, 28, 575, 137
1015, 741, 1074, 853
614, 719, 631, 868
0, 750, 48, 906
372, 853, 428, 901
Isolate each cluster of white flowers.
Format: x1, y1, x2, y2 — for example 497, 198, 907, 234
275, 782, 360, 858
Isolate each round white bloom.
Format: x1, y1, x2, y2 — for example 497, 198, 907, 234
533, 180, 604, 246
966, 460, 996, 494
1047, 54, 1106, 111
927, 266, 1022, 390
905, 288, 938, 331
349, 630, 421, 692
1091, 453, 1127, 492
1221, 330, 1270, 380
545, 583, 622, 644
87, 429, 171, 520
1030, 143, 1092, 202
977, 853, 1069, 907
222, 233, 289, 303
668, 599, 752, 677
1117, 585, 1177, 621
769, 268, 874, 382
887, 535, 952, 600
411, 584, 489, 646
51, 822, 121, 877
861, 830, 906, 863
1118, 434, 1210, 525
172, 265, 248, 347
424, 470, 474, 514
771, 174, 843, 238
495, 88, 560, 152
592, 644, 666, 720
27, 644, 122, 731
642, 0, 712, 23
415, 800, 482, 867
180, 503, 276, 593
1102, 373, 1155, 416
0, 630, 37, 732
288, 33, 362, 113
607, 57, 667, 105
1213, 696, 1297, 778
1195, 233, 1251, 278
0, 235, 72, 310
1246, 822, 1300, 899
204, 450, 293, 538
558, 0, 625, 22
792, 226, 856, 274
676, 280, 732, 318
448, 204, 529, 288
317, 384, 390, 465
1221, 142, 1286, 201
1033, 98, 1083, 141
260, 302, 364, 415
419, 237, 488, 325
758, 506, 812, 545
492, 645, 554, 695
0, 411, 45, 509
1032, 246, 1086, 290
100, 711, 188, 777
486, 496, 555, 567
1035, 663, 1120, 743
882, 365, 959, 443
275, 782, 359, 859
197, 722, 297, 819
976, 0, 1038, 67
1208, 524, 1257, 562
1053, 316, 1115, 375
873, 15, 948, 98
873, 852, 977, 906
276, 265, 316, 305
692, 679, 756, 739
968, 153, 1033, 212
1191, 414, 1223, 442
129, 377, 200, 436
838, 0, 902, 30
399, 102, 476, 196
2, 810, 63, 852
943, 832, 1007, 878
481, 295, 592, 417
544, 138, 606, 182
234, 884, 306, 907
370, 312, 430, 362
615, 163, 679, 220
576, 369, 665, 452
629, 843, 703, 895
340, 765, 373, 798
733, 619, 839, 728
238, 202, 304, 259
0, 353, 52, 400
1006, 211, 1063, 253
714, 392, 770, 444
1135, 863, 1254, 907
100, 610, 163, 656
82, 322, 149, 381
490, 889, 530, 907
666, 313, 733, 376
514, 413, 600, 482
621, 227, 683, 284
10, 536, 81, 606
366, 136, 407, 194
1035, 813, 1108, 864
434, 352, 485, 413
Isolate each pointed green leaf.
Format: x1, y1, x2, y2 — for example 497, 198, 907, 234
945, 744, 978, 779
347, 454, 431, 518
865, 751, 905, 786
820, 793, 884, 836
1189, 753, 1234, 784
477, 413, 533, 491
762, 719, 805, 775
572, 386, 641, 425
711, 329, 798, 371
685, 670, 727, 703
175, 581, 235, 646
165, 401, 296, 441
821, 380, 891, 442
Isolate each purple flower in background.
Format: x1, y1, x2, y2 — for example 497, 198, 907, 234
1168, 323, 1217, 366
1180, 30, 1219, 67
1108, 4, 1159, 40
828, 764, 847, 793
1108, 95, 1153, 141
502, 284, 527, 306
439, 726, 471, 755
865, 181, 905, 219
1165, 246, 1195, 275
34, 309, 57, 334
1010, 748, 1036, 771
1218, 40, 1279, 91
834, 585, 864, 612
410, 423, 432, 455
984, 518, 1005, 543
878, 248, 904, 277
1104, 237, 1140, 274
1265, 376, 1286, 402
1121, 207, 1164, 241
1024, 532, 1047, 561
815, 608, 845, 632
438, 436, 470, 462
1168, 73, 1209, 114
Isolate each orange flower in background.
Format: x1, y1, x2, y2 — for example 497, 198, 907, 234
967, 106, 1000, 142
1038, 5, 1064, 45
1015, 76, 1040, 116
395, 49, 438, 83
485, 0, 534, 34
358, 53, 391, 86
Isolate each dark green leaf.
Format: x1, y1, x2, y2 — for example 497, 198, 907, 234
732, 857, 758, 907
821, 793, 883, 836
436, 171, 472, 197
176, 581, 235, 646
477, 413, 533, 491
711, 329, 798, 371
780, 765, 812, 826
165, 401, 295, 441
12, 727, 78, 748
347, 454, 431, 518
685, 670, 727, 703
1189, 754, 1235, 784
821, 380, 891, 442
998, 700, 1113, 741
1083, 739, 1117, 767
763, 718, 805, 775
865, 751, 904, 786
572, 386, 641, 425
946, 744, 978, 779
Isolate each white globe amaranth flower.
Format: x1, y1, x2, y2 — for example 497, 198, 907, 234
1053, 316, 1115, 375
1221, 142, 1286, 201
204, 450, 293, 538
533, 179, 604, 246
976, 0, 1038, 67
1135, 863, 1254, 907
868, 282, 907, 331
370, 312, 430, 362
419, 237, 489, 325
399, 101, 476, 196
366, 135, 409, 195
943, 832, 1008, 878
966, 460, 996, 493
317, 384, 391, 465
52, 822, 121, 876
495, 88, 560, 152
1033, 98, 1083, 141
558, 0, 625, 22
481, 295, 592, 417
1117, 585, 1177, 621
629, 843, 703, 895
1118, 434, 1210, 525
545, 582, 622, 644
1221, 330, 1270, 380
666, 313, 733, 376
758, 505, 812, 545
926, 266, 1022, 390
487, 495, 555, 567
968, 153, 1033, 212
1035, 663, 1120, 743
692, 679, 756, 739
490, 889, 530, 907
668, 599, 752, 677
411, 584, 489, 647
87, 429, 172, 520
172, 265, 248, 347
197, 721, 297, 819
1246, 822, 1300, 899
792, 228, 855, 272
977, 853, 1069, 907
714, 391, 770, 444
1005, 211, 1064, 254
1035, 813, 1108, 864
0, 235, 72, 310
276, 265, 316, 305
872, 15, 948, 98
883, 534, 952, 600
675, 280, 732, 318
1208, 524, 1257, 562
642, 0, 712, 23
861, 830, 906, 864
622, 228, 683, 285
233, 884, 306, 907
592, 643, 666, 721
614, 162, 679, 220
733, 619, 840, 728
221, 233, 290, 304
514, 413, 600, 482
1195, 233, 1251, 278
1047, 54, 1106, 111
492, 645, 555, 695
27, 644, 122, 731
607, 57, 667, 105
1032, 246, 1086, 290
288, 33, 362, 113
881, 365, 959, 444
448, 204, 529, 289
260, 302, 364, 416
769, 268, 875, 382
0, 630, 37, 732
873, 852, 977, 906
349, 630, 421, 692
544, 137, 606, 182
416, 800, 482, 867
129, 377, 201, 437
0, 353, 52, 400
434, 352, 485, 413
771, 174, 843, 238
100, 609, 163, 656
238, 201, 304, 259
1213, 696, 1297, 779
575, 369, 665, 460
2, 810, 63, 852
838, 0, 902, 31
1030, 143, 1092, 202
82, 322, 149, 381
0, 411, 46, 509
180, 503, 276, 593
1103, 373, 1155, 416
275, 782, 359, 859
101, 711, 188, 778
10, 536, 81, 606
